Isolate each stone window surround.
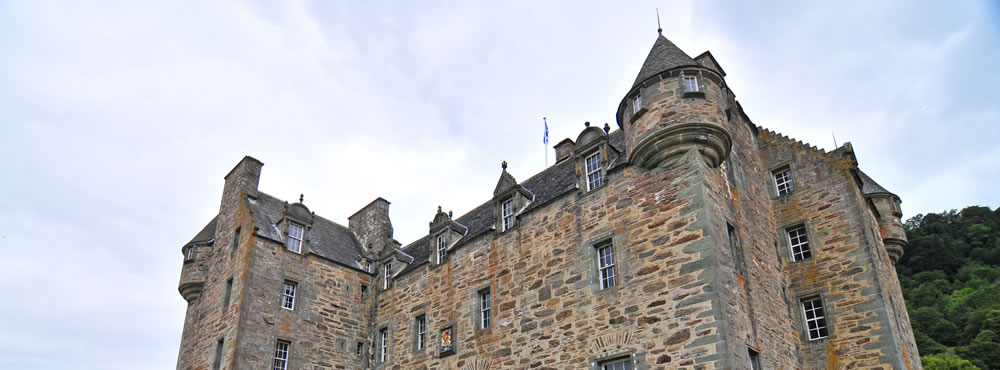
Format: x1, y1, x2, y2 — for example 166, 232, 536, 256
576, 141, 608, 196
212, 337, 224, 370
679, 70, 707, 98
435, 232, 448, 264
230, 226, 241, 255
726, 221, 747, 276
272, 338, 291, 370
769, 161, 796, 198
184, 245, 196, 263
585, 233, 626, 294
280, 280, 297, 310
747, 345, 762, 370
222, 275, 234, 310
584, 151, 605, 192
501, 197, 516, 231
381, 260, 393, 290
470, 283, 493, 332
632, 93, 643, 114
589, 351, 645, 370
377, 325, 390, 364
781, 221, 815, 263
796, 293, 833, 341
413, 313, 427, 352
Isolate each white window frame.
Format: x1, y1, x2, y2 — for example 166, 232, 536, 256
501, 198, 515, 231
281, 281, 296, 310
272, 340, 290, 370
416, 315, 426, 350
185, 246, 195, 261
632, 94, 643, 113
480, 289, 491, 329
601, 357, 633, 370
801, 297, 830, 340
383, 263, 392, 290
436, 234, 447, 264
597, 242, 616, 289
773, 167, 793, 196
379, 328, 388, 362
683, 75, 699, 92
787, 225, 812, 262
585, 151, 604, 191
286, 222, 304, 253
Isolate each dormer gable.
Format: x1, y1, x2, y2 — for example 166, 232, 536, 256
573, 123, 619, 192
428, 206, 465, 265
492, 161, 532, 233
493, 161, 518, 197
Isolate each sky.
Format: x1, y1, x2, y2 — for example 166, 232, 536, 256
0, 1, 997, 369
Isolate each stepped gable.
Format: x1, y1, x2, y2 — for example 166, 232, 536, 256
245, 192, 366, 270
399, 129, 626, 275
757, 125, 836, 158
186, 216, 218, 246
632, 35, 699, 89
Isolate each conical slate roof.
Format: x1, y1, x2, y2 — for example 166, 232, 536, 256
857, 170, 894, 196
632, 35, 699, 89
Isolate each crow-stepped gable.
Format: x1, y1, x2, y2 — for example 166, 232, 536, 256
175, 31, 919, 369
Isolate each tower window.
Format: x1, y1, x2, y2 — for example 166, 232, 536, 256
223, 277, 233, 310
416, 315, 426, 350
748, 347, 761, 370
801, 297, 830, 340
231, 226, 241, 253
632, 94, 643, 113
281, 281, 296, 310
185, 246, 195, 262
585, 152, 604, 191
383, 262, 392, 289
361, 284, 368, 299
479, 288, 492, 329
597, 241, 616, 289
501, 198, 516, 231
684, 76, 699, 92
212, 337, 224, 370
787, 225, 812, 261
436, 234, 448, 264
772, 166, 794, 196
600, 357, 633, 370
272, 340, 290, 370
379, 328, 389, 362
728, 223, 746, 276
357, 341, 364, 356
287, 222, 304, 253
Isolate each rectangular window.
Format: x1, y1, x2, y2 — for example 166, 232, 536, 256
801, 297, 830, 340
601, 358, 633, 370
223, 277, 233, 309
212, 338, 224, 370
480, 289, 492, 329
501, 198, 515, 231
748, 347, 761, 370
383, 263, 392, 290
272, 340, 290, 370
379, 328, 388, 363
437, 234, 447, 264
597, 242, 616, 289
357, 341, 364, 356
231, 227, 241, 253
361, 284, 368, 299
728, 223, 746, 276
287, 222, 304, 253
787, 225, 812, 261
281, 281, 296, 310
684, 75, 699, 92
185, 246, 195, 262
772, 166, 794, 196
364, 260, 371, 273
632, 94, 643, 113
585, 152, 604, 191
416, 315, 426, 350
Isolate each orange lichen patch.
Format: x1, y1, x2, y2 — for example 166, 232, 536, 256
825, 341, 842, 370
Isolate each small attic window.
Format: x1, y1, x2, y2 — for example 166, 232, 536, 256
287, 222, 304, 253
632, 94, 643, 113
585, 152, 604, 191
501, 198, 516, 231
436, 234, 448, 264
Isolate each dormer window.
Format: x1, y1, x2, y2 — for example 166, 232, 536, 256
585, 152, 604, 191
632, 94, 643, 113
383, 262, 392, 289
501, 198, 516, 231
286, 222, 304, 253
684, 75, 699, 92
436, 234, 448, 264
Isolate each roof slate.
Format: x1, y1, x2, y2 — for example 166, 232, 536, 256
632, 35, 699, 89
187, 216, 218, 245
857, 170, 893, 196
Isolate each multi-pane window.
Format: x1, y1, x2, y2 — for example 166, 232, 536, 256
480, 289, 492, 329
272, 340, 290, 370
773, 166, 794, 196
597, 242, 616, 289
683, 75, 699, 92
223, 277, 233, 309
728, 223, 746, 276
379, 328, 388, 362
185, 246, 195, 262
436, 234, 447, 264
501, 198, 515, 231
356, 341, 364, 356
416, 315, 426, 350
632, 94, 643, 113
286, 222, 304, 253
281, 281, 296, 310
585, 152, 604, 191
601, 358, 633, 370
383, 263, 392, 289
801, 297, 830, 340
787, 225, 812, 261
361, 284, 368, 299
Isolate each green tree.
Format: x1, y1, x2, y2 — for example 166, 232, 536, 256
922, 351, 980, 370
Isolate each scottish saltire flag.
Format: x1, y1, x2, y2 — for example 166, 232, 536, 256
543, 118, 549, 145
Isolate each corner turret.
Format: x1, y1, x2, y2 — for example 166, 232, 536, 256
858, 170, 908, 263
616, 34, 732, 169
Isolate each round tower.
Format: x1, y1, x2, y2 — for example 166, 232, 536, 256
616, 32, 731, 169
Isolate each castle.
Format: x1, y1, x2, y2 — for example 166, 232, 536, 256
175, 30, 920, 369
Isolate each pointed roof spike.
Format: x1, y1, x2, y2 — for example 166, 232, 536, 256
501, 160, 508, 171
656, 8, 662, 35
632, 34, 699, 89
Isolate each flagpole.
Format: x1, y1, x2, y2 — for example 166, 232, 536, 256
543, 117, 549, 167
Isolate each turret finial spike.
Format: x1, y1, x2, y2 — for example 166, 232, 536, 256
299, 194, 304, 203
501, 161, 508, 171
656, 8, 662, 35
